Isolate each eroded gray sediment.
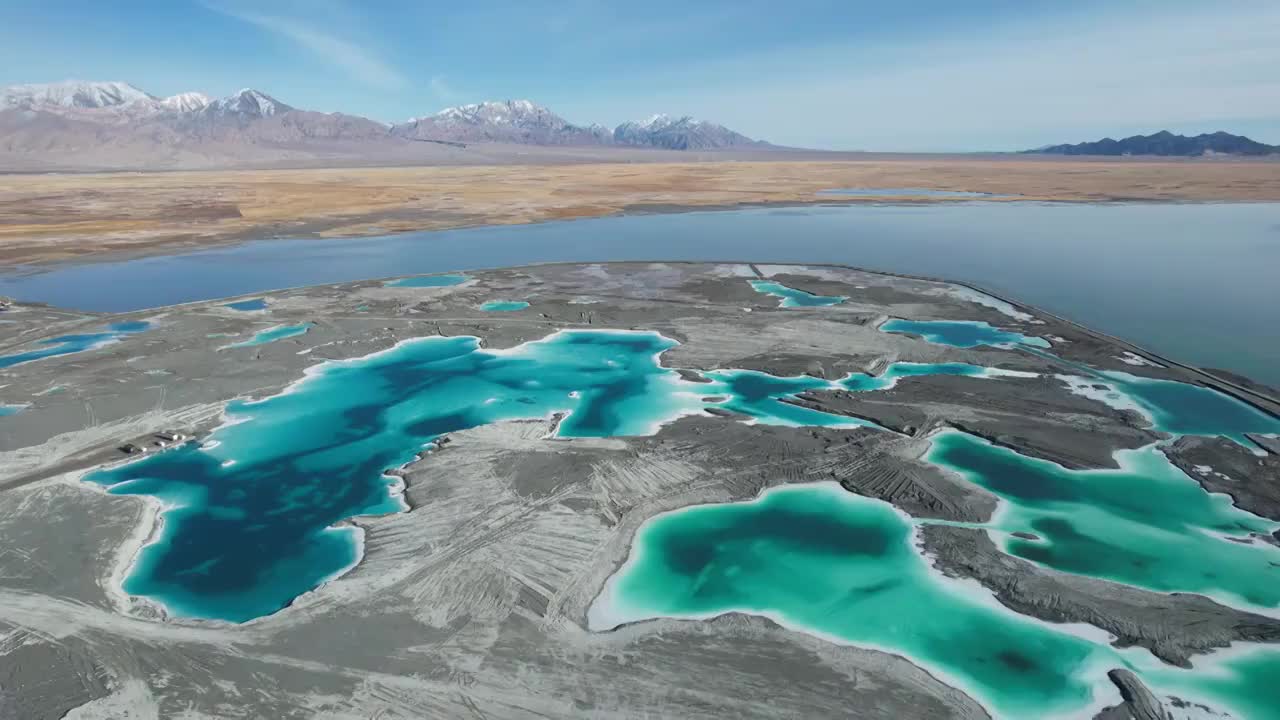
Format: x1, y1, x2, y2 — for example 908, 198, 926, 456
0, 261, 1273, 719
795, 372, 1160, 470
1098, 669, 1172, 720
1167, 435, 1280, 521
0, 620, 111, 720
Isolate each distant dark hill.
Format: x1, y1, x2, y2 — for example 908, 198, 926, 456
1027, 130, 1279, 157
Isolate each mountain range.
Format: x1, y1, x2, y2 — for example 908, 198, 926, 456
0, 81, 769, 170
1027, 130, 1278, 157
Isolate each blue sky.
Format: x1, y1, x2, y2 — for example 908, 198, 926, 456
3, 0, 1279, 151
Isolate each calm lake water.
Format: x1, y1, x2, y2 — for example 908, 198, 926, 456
817, 187, 1020, 199
2, 203, 1277, 385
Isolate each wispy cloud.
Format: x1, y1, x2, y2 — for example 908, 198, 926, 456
557, 2, 1280, 151
202, 2, 406, 91
429, 75, 458, 103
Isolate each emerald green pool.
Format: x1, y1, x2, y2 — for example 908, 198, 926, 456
590, 356, 1280, 718
590, 473, 1280, 718
589, 483, 1121, 718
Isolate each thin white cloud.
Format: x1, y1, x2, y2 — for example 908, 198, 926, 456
429, 75, 458, 103
203, 2, 406, 91
556, 2, 1280, 151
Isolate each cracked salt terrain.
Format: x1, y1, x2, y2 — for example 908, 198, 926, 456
0, 262, 1278, 719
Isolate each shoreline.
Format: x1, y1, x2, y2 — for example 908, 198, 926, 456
0, 195, 1065, 275
6, 255, 1277, 412
6, 156, 1280, 268
7, 195, 1277, 277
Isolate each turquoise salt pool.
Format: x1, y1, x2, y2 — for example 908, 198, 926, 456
588, 483, 1123, 718
588, 479, 1280, 719
926, 430, 1279, 611
384, 274, 469, 288
583, 338, 1280, 718
85, 330, 893, 622
479, 300, 530, 312
0, 321, 151, 369
749, 280, 847, 307
73, 313, 1280, 717
838, 362, 1034, 392
1060, 370, 1280, 447
223, 323, 314, 349
224, 298, 268, 311
880, 319, 1051, 349
701, 370, 880, 429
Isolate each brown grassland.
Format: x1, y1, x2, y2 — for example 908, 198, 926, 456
2, 157, 1279, 266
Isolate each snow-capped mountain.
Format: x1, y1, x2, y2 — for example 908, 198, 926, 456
614, 114, 762, 150
204, 89, 290, 119
1, 82, 282, 119
0, 81, 397, 169
390, 100, 763, 149
432, 99, 551, 126
1, 80, 154, 110
0, 81, 777, 170
392, 100, 611, 145
159, 92, 213, 113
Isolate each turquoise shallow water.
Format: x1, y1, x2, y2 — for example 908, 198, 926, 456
223, 323, 314, 349
838, 361, 1025, 392
86, 334, 1044, 622
74, 315, 1280, 714
701, 370, 879, 429
927, 431, 1280, 611
1100, 371, 1280, 445
589, 483, 1119, 718
749, 280, 847, 307
0, 321, 150, 369
479, 300, 530, 312
1148, 649, 1280, 720
91, 330, 885, 621
224, 298, 268, 311
384, 274, 468, 288
881, 318, 1051, 349
589, 482, 1280, 719
1033, 346, 1280, 445
587, 342, 1280, 716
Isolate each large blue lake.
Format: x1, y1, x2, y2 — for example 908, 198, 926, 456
1, 203, 1277, 386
